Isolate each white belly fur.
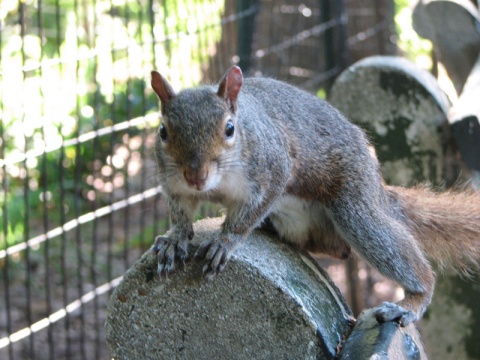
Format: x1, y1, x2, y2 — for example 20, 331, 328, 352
268, 194, 350, 259
269, 195, 331, 247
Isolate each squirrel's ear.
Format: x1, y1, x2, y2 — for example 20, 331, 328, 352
151, 70, 176, 113
217, 66, 243, 114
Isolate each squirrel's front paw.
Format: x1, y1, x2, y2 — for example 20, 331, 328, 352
151, 235, 188, 275
373, 302, 418, 327
194, 236, 235, 280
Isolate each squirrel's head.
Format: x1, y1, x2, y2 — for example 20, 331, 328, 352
151, 66, 243, 193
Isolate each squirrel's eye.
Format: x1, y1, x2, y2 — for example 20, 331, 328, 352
159, 124, 168, 141
225, 119, 234, 138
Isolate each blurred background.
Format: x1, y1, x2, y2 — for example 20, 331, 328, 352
0, 0, 472, 359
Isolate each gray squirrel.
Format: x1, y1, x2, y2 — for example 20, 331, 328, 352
150, 66, 480, 326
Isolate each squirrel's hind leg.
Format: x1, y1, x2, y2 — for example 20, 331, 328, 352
327, 196, 435, 326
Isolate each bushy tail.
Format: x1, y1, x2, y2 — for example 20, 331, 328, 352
387, 185, 480, 275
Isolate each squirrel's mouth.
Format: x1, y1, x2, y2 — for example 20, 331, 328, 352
188, 176, 221, 192
180, 162, 222, 193
184, 169, 208, 190
190, 181, 207, 191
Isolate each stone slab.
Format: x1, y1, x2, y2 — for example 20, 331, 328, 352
105, 218, 354, 359
330, 55, 453, 186
413, 0, 480, 95
420, 272, 480, 359
338, 308, 427, 360
450, 52, 480, 172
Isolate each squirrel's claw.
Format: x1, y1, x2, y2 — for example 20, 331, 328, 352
152, 235, 188, 276
373, 302, 418, 327
195, 238, 233, 278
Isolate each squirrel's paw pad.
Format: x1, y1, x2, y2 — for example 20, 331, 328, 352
151, 236, 188, 275
194, 238, 233, 278
373, 302, 417, 327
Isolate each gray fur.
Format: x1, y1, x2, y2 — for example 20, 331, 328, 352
150, 67, 480, 326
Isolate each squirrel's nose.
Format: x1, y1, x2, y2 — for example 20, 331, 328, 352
184, 167, 208, 189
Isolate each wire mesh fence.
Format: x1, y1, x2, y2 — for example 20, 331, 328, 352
0, 0, 395, 358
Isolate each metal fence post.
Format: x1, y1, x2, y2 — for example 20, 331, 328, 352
237, 0, 259, 74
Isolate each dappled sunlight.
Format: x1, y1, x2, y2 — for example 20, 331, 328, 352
0, 0, 229, 272
1, 0, 225, 167
0, 2, 246, 352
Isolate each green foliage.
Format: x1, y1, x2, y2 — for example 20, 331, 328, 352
316, 88, 327, 100
0, 0, 225, 250
394, 0, 433, 69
